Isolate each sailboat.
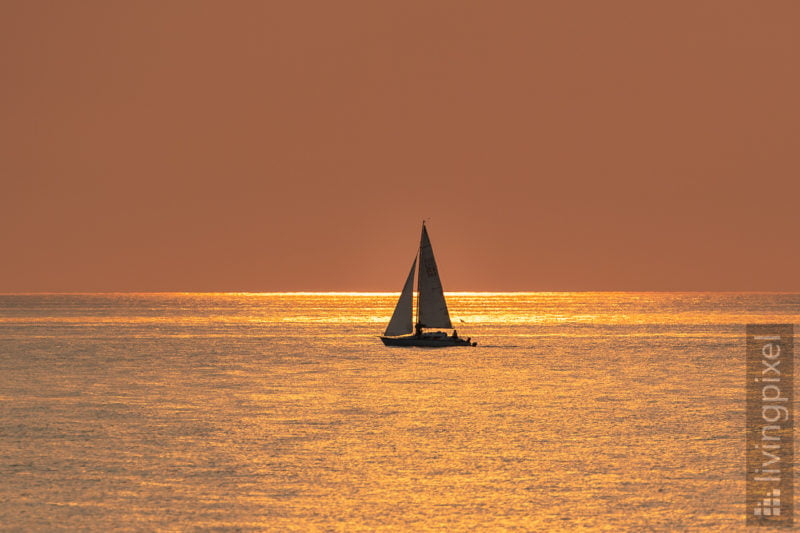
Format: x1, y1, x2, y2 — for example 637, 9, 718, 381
380, 222, 477, 347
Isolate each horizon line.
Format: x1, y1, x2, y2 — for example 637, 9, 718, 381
2, 290, 800, 296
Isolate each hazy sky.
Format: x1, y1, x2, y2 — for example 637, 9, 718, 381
1, 1, 798, 291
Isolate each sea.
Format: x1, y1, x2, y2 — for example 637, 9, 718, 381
0, 292, 798, 531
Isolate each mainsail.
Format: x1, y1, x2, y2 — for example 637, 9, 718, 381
417, 223, 453, 329
384, 258, 416, 336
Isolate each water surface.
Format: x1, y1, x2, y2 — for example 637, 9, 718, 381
0, 293, 797, 530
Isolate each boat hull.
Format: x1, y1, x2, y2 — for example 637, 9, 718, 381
380, 334, 477, 347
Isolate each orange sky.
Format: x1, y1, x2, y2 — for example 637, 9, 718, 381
1, 1, 798, 291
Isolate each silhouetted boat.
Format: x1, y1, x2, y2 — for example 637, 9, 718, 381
380, 222, 477, 347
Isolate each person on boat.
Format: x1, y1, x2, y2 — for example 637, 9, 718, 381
451, 329, 458, 339
415, 323, 423, 337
